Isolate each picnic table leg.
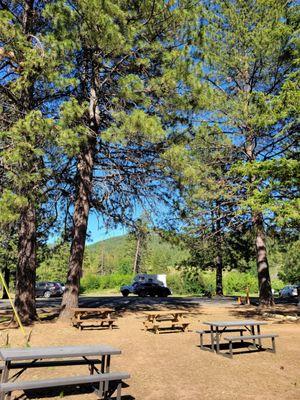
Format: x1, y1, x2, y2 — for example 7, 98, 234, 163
0, 361, 10, 400
210, 325, 215, 352
228, 340, 233, 358
251, 325, 256, 346
257, 325, 262, 348
116, 381, 122, 400
104, 355, 111, 395
199, 332, 204, 349
97, 355, 106, 398
215, 326, 220, 353
271, 336, 276, 353
153, 317, 159, 334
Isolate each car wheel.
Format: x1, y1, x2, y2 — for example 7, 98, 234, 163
43, 291, 51, 298
121, 290, 129, 297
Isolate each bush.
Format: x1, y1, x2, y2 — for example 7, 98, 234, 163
271, 278, 285, 291
223, 272, 258, 294
167, 272, 185, 294
80, 270, 283, 296
80, 273, 132, 293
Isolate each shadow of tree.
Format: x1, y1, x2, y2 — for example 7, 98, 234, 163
228, 303, 299, 323
16, 382, 134, 399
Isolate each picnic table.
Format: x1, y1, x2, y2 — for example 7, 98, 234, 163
143, 310, 190, 334
71, 307, 116, 330
0, 344, 129, 400
197, 320, 278, 358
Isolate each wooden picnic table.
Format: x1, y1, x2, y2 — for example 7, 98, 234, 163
0, 344, 122, 400
143, 310, 190, 334
71, 307, 116, 330
198, 320, 277, 357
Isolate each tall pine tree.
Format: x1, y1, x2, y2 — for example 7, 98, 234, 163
46, 0, 201, 318
194, 0, 299, 305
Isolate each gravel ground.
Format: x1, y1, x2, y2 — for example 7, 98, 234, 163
0, 297, 299, 400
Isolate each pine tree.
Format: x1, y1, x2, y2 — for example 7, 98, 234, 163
0, 0, 69, 322
193, 0, 299, 305
46, 0, 201, 318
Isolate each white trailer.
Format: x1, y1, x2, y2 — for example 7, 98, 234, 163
133, 274, 167, 287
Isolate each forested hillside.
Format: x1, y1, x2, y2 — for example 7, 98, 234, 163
85, 234, 189, 275
34, 232, 299, 296
37, 233, 189, 280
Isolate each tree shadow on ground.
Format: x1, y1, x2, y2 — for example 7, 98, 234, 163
249, 297, 299, 306
15, 382, 134, 400
228, 303, 299, 323
78, 296, 206, 318
197, 342, 269, 357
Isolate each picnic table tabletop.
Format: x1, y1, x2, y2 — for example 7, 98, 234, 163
202, 320, 268, 327
0, 344, 121, 361
71, 307, 114, 313
144, 310, 189, 316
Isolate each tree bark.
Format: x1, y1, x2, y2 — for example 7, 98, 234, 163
1, 266, 10, 299
14, 203, 37, 323
245, 129, 274, 307
215, 205, 223, 296
215, 253, 223, 296
59, 83, 99, 319
253, 212, 274, 307
59, 138, 96, 319
133, 236, 141, 275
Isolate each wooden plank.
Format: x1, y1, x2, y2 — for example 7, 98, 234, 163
144, 310, 189, 316
72, 308, 113, 313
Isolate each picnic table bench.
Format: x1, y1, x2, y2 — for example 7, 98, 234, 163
196, 320, 278, 358
143, 310, 190, 334
0, 344, 129, 400
71, 308, 116, 330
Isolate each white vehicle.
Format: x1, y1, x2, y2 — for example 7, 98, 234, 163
133, 274, 167, 287
279, 284, 299, 298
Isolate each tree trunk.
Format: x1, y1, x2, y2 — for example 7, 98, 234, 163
215, 253, 223, 296
59, 138, 96, 319
14, 203, 37, 324
2, 266, 10, 299
215, 205, 223, 296
59, 82, 99, 319
133, 236, 141, 274
253, 213, 274, 307
245, 130, 274, 307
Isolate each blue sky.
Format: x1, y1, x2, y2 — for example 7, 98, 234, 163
86, 211, 127, 244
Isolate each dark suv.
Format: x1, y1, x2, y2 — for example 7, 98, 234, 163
35, 282, 63, 298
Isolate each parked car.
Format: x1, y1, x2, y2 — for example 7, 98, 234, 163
120, 281, 172, 297
35, 282, 64, 298
279, 284, 299, 298
58, 282, 66, 292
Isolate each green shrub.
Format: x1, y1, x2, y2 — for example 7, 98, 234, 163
223, 272, 258, 294
271, 278, 285, 291
80, 273, 132, 293
167, 272, 185, 294
80, 271, 283, 296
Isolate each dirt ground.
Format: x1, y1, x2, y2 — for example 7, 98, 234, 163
1, 300, 299, 400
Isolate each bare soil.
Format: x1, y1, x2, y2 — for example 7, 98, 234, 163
1, 300, 299, 400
